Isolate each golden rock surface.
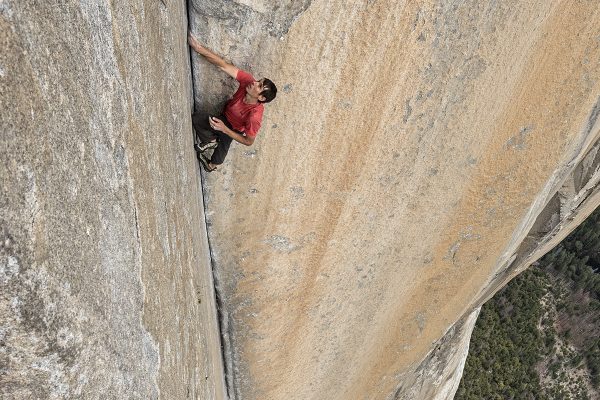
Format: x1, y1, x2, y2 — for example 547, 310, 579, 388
191, 0, 600, 398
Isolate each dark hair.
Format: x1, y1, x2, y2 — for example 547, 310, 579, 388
259, 78, 277, 103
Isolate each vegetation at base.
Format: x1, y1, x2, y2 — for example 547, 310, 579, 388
456, 207, 600, 399
455, 268, 548, 400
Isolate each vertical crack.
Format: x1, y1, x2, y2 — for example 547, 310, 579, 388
186, 1, 233, 398
198, 185, 234, 400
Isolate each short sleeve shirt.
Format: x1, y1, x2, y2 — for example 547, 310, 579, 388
223, 70, 264, 138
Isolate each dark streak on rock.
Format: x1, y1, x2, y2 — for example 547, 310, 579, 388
403, 99, 412, 123
585, 96, 600, 137
133, 206, 140, 242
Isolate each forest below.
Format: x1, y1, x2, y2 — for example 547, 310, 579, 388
456, 207, 600, 399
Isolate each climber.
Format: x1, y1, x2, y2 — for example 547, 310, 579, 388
188, 32, 277, 172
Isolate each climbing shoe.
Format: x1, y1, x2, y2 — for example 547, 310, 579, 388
197, 152, 217, 172
195, 141, 218, 153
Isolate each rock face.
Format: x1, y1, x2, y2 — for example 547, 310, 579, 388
4, 0, 600, 399
2, 1, 225, 399
391, 309, 480, 400
190, 0, 600, 399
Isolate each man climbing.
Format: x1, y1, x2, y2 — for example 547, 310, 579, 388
188, 32, 277, 172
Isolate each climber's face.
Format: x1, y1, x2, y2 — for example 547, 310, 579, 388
246, 78, 267, 102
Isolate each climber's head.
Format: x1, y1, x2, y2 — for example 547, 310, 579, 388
258, 78, 277, 103
247, 78, 277, 103
259, 78, 277, 103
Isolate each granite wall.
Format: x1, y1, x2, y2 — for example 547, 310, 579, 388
3, 0, 600, 399
2, 1, 225, 399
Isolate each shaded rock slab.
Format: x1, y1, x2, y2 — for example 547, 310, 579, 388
390, 309, 480, 400
1, 1, 225, 399
191, 0, 600, 398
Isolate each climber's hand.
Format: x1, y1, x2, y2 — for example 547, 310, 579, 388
188, 32, 201, 49
209, 117, 226, 132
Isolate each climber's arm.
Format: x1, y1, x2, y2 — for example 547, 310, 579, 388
209, 117, 255, 146
188, 32, 239, 79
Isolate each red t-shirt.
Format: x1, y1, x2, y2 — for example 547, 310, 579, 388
224, 70, 264, 138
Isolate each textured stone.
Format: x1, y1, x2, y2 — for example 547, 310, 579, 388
390, 309, 480, 400
4, 0, 600, 398
1, 1, 224, 399
191, 0, 600, 399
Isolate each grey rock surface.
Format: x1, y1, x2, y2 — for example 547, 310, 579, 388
1, 1, 225, 399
